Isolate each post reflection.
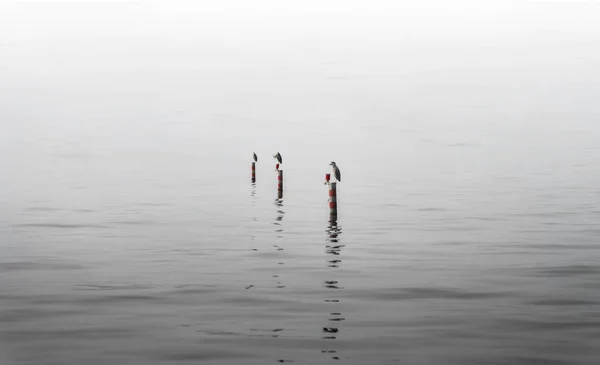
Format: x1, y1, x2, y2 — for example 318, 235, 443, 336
322, 214, 344, 360
249, 183, 257, 245
274, 190, 284, 237
273, 189, 285, 289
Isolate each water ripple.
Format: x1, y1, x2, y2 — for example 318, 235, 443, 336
356, 287, 510, 301
532, 265, 600, 277
0, 262, 84, 272
13, 223, 109, 229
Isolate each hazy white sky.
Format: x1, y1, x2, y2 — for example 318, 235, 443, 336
1, 0, 599, 163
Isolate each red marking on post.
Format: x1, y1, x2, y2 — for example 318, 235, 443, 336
328, 181, 337, 212
276, 163, 279, 170
325, 173, 331, 182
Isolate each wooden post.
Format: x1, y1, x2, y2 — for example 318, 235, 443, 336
278, 170, 283, 193
251, 162, 256, 183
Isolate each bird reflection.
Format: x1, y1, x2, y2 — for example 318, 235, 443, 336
322, 214, 344, 359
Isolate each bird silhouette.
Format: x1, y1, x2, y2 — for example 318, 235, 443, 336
329, 161, 341, 182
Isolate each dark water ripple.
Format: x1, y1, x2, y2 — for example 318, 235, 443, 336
12, 223, 110, 229
533, 265, 600, 277
527, 299, 600, 306
0, 261, 85, 272
354, 287, 512, 301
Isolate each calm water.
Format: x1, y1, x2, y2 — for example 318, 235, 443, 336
2, 1, 600, 364
2, 120, 600, 365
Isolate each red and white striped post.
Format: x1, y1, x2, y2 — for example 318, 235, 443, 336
329, 183, 337, 212
251, 162, 256, 183
326, 173, 337, 217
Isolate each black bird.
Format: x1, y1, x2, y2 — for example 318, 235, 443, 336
253, 152, 258, 162
273, 152, 282, 164
329, 161, 341, 182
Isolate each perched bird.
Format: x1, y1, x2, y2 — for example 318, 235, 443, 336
273, 152, 282, 164
253, 152, 258, 162
329, 161, 341, 182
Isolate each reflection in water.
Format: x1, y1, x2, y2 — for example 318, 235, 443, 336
273, 190, 286, 289
326, 218, 343, 267
271, 188, 287, 358
322, 214, 344, 360
274, 190, 285, 237
250, 183, 257, 243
